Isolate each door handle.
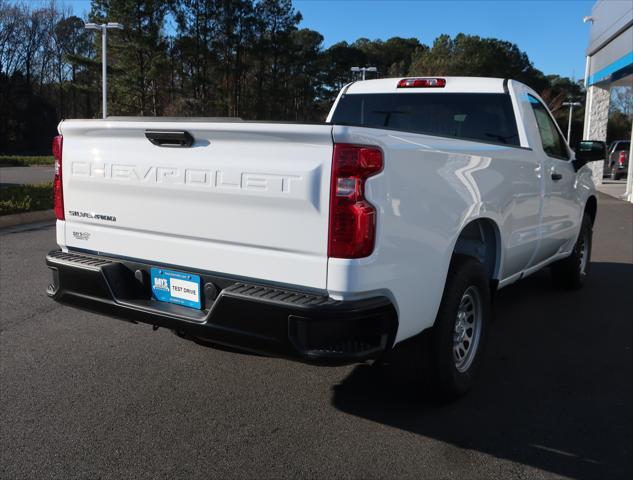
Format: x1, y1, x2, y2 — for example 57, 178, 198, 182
551, 172, 563, 181
145, 130, 194, 147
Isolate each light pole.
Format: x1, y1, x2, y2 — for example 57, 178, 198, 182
351, 66, 377, 81
84, 22, 124, 119
562, 99, 581, 143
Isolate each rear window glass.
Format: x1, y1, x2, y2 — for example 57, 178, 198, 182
330, 93, 520, 146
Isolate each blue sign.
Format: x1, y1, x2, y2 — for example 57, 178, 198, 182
151, 268, 202, 309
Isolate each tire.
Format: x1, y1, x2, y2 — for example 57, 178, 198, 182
550, 214, 592, 289
611, 169, 621, 180
426, 255, 491, 401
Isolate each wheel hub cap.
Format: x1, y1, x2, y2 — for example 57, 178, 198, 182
453, 286, 483, 373
579, 230, 588, 275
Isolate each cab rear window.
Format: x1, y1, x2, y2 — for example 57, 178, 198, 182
330, 93, 520, 147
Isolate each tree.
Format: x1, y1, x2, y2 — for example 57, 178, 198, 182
0, 0, 23, 76
409, 33, 548, 92
286, 28, 324, 121
321, 41, 366, 103
172, 0, 220, 115
611, 86, 633, 119
209, 0, 256, 116
352, 36, 423, 78
0, 1, 60, 153
0, 1, 590, 154
250, 0, 301, 118
607, 111, 632, 144
90, 0, 171, 116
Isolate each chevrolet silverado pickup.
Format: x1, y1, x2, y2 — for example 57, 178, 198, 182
46, 77, 606, 398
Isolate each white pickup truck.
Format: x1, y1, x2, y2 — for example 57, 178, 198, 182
46, 77, 605, 398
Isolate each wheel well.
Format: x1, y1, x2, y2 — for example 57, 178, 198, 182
453, 219, 500, 282
585, 196, 597, 226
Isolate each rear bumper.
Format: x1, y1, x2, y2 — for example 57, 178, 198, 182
45, 250, 398, 365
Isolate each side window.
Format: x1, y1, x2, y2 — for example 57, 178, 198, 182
528, 94, 569, 160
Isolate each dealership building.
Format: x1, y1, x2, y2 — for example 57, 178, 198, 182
583, 0, 633, 202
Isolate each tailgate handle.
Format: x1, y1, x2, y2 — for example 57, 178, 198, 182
145, 130, 194, 148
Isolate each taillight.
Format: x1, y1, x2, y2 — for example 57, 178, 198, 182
618, 151, 626, 166
52, 135, 64, 220
328, 144, 383, 258
397, 77, 446, 88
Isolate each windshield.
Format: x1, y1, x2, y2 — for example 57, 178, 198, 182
330, 93, 520, 147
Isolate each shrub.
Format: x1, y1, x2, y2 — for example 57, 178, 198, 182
0, 156, 55, 167
0, 182, 53, 215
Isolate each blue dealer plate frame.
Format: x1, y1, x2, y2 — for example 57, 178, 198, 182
150, 268, 202, 310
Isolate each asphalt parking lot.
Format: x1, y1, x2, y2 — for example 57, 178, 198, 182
1, 193, 631, 480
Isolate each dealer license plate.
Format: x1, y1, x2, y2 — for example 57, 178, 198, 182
150, 268, 201, 310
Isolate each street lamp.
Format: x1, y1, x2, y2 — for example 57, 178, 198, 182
351, 66, 377, 81
84, 22, 124, 119
562, 99, 582, 142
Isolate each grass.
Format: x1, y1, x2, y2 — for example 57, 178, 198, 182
0, 155, 55, 167
0, 182, 53, 216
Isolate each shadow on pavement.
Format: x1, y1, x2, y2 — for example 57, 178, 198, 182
331, 262, 633, 479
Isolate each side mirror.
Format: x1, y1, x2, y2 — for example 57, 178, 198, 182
573, 140, 607, 171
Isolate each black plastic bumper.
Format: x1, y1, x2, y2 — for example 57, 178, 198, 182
45, 250, 398, 365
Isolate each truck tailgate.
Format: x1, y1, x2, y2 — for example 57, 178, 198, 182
59, 120, 333, 290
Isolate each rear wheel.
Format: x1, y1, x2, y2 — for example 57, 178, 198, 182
426, 255, 491, 400
611, 169, 621, 180
550, 214, 592, 289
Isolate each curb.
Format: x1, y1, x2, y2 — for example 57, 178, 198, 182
0, 210, 55, 229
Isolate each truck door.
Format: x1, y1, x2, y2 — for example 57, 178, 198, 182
526, 94, 580, 265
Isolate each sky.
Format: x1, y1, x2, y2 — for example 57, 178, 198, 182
32, 0, 597, 80
293, 0, 596, 79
